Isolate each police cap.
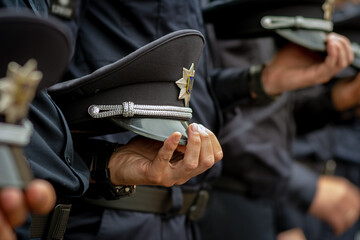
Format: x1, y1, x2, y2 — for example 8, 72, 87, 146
203, 0, 330, 51
48, 29, 205, 145
0, 9, 72, 90
333, 4, 360, 69
0, 9, 72, 188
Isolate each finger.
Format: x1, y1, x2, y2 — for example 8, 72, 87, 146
345, 40, 354, 65
329, 203, 348, 236
335, 39, 349, 69
333, 33, 354, 65
332, 208, 355, 236
329, 35, 347, 69
332, 218, 347, 236
181, 123, 201, 174
147, 132, 181, 186
155, 132, 181, 165
26, 179, 56, 215
345, 210, 359, 228
342, 42, 352, 67
332, 34, 353, 68
0, 211, 16, 240
0, 188, 27, 227
192, 124, 214, 175
332, 183, 360, 235
204, 127, 223, 162
343, 188, 360, 225
325, 34, 339, 68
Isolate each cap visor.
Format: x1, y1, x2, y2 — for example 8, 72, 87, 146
0, 145, 24, 188
276, 29, 327, 51
111, 118, 189, 145
352, 56, 360, 69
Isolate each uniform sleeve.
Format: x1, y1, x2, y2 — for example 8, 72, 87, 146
220, 93, 319, 211
25, 91, 90, 198
210, 67, 252, 109
286, 162, 319, 212
220, 96, 294, 201
294, 85, 340, 136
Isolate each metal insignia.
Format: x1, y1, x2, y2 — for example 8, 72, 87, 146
176, 63, 195, 107
322, 0, 336, 21
0, 59, 42, 123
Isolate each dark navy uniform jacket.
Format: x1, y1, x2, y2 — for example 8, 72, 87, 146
0, 0, 91, 199
199, 34, 345, 240
287, 85, 360, 239
293, 84, 360, 169
0, 1, 240, 239
61, 1, 253, 240
0, 0, 309, 239
280, 4, 360, 238
208, 37, 322, 211
0, 1, 90, 239
293, 2, 360, 167
66, 0, 224, 188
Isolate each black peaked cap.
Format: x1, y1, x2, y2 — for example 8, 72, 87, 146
203, 0, 326, 39
48, 29, 205, 145
0, 9, 72, 90
203, 0, 332, 53
333, 4, 360, 69
0, 9, 71, 188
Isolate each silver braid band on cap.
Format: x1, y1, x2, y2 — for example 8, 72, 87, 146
88, 101, 192, 120
261, 16, 333, 32
122, 102, 134, 117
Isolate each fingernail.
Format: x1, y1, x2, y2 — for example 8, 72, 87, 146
173, 133, 181, 143
191, 123, 199, 133
198, 124, 208, 135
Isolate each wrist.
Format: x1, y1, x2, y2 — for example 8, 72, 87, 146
107, 146, 130, 186
249, 64, 279, 103
261, 65, 277, 95
87, 141, 136, 200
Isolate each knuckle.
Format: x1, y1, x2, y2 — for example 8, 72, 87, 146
207, 130, 216, 138
201, 156, 215, 169
201, 132, 210, 140
190, 135, 201, 145
157, 153, 169, 162
185, 162, 198, 172
215, 150, 223, 161
148, 174, 163, 185
341, 60, 348, 66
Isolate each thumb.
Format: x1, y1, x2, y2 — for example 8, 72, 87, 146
26, 179, 56, 215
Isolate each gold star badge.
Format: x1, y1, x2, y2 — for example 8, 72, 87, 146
0, 59, 42, 123
176, 63, 195, 107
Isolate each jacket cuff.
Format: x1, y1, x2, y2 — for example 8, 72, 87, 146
286, 162, 319, 212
